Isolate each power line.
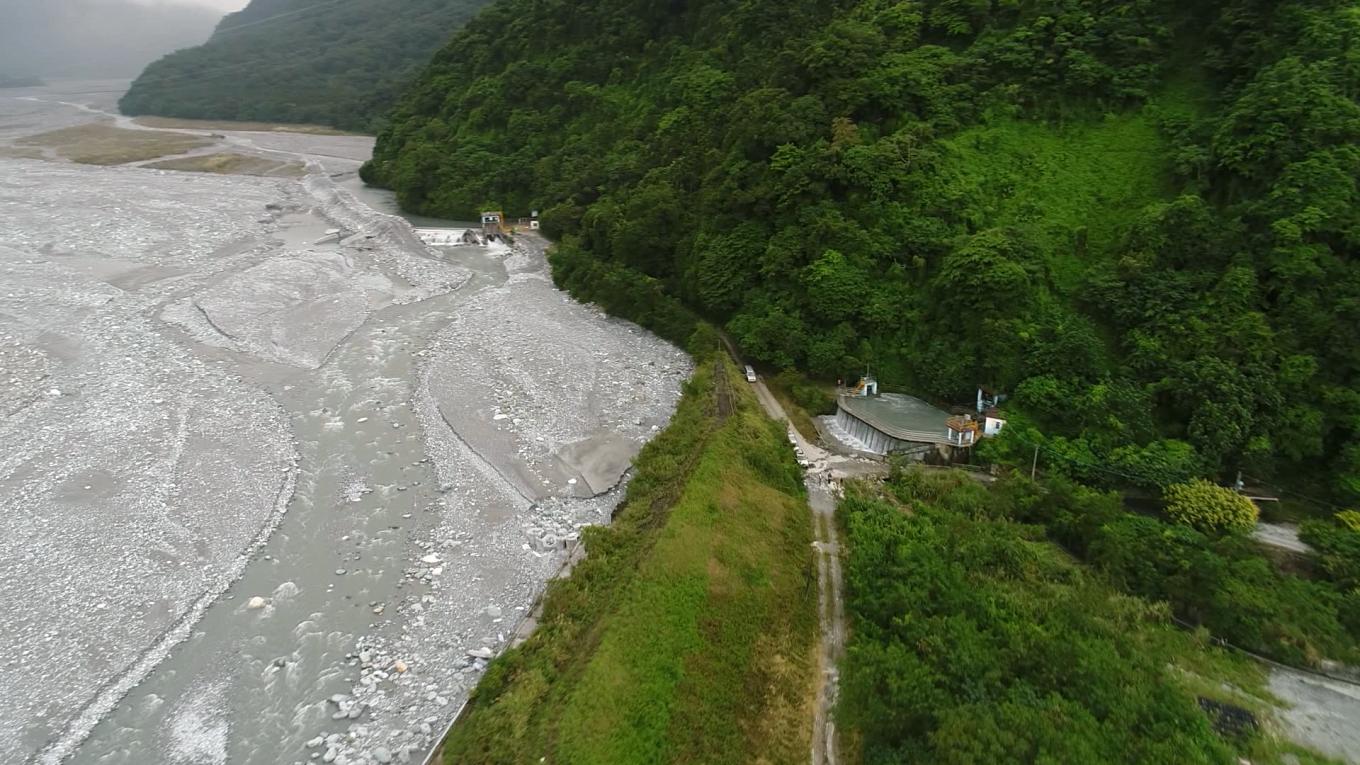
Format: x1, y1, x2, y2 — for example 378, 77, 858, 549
1167, 613, 1360, 689
1241, 474, 1349, 514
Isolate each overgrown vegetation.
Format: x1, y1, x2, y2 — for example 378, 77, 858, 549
838, 469, 1341, 764
1299, 514, 1360, 637
765, 370, 836, 443
16, 123, 209, 165
842, 470, 1230, 763
120, 0, 492, 132
439, 354, 817, 764
997, 476, 1360, 667
365, 0, 1360, 506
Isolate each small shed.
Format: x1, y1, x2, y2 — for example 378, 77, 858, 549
976, 385, 1006, 413
945, 415, 979, 447
480, 210, 504, 234
850, 375, 878, 397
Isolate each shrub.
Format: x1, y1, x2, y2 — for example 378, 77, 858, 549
1163, 479, 1258, 534
1300, 517, 1360, 592
995, 475, 1360, 665
1336, 510, 1360, 534
771, 370, 836, 415
839, 481, 1236, 764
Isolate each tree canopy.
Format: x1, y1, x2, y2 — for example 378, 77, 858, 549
364, 0, 1360, 503
120, 0, 493, 132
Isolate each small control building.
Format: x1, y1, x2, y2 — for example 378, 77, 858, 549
480, 210, 505, 234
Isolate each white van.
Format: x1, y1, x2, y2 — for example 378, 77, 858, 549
744, 365, 757, 383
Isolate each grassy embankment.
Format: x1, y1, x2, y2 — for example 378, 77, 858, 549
146, 152, 306, 177
838, 469, 1344, 765
440, 353, 818, 764
16, 123, 210, 165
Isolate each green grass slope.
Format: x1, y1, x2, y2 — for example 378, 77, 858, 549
936, 112, 1171, 288
440, 354, 817, 764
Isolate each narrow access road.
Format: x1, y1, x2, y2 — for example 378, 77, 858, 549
749, 378, 848, 765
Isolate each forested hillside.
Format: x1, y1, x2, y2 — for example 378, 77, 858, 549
120, 0, 492, 132
364, 0, 1360, 502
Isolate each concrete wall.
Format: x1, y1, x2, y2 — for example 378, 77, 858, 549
834, 408, 926, 460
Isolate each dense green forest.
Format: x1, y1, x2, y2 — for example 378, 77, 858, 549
120, 0, 492, 131
839, 468, 1346, 763
364, 0, 1360, 503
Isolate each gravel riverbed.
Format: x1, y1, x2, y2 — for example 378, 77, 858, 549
0, 83, 688, 765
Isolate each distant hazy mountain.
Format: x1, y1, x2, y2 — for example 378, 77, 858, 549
0, 0, 219, 78
120, 0, 494, 132
0, 75, 44, 89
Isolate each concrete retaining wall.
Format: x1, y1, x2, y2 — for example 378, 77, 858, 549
834, 407, 932, 458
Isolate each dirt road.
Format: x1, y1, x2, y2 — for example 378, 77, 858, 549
749, 378, 876, 765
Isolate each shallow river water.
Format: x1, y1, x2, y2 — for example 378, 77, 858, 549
0, 81, 689, 765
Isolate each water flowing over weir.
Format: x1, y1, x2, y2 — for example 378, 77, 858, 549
0, 84, 690, 765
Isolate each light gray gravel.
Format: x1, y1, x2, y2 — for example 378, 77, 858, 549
0, 158, 298, 763
2, 83, 689, 765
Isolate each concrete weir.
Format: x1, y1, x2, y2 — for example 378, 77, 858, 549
826, 393, 954, 457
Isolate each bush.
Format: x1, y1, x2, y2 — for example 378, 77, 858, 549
1003, 475, 1359, 665
839, 475, 1236, 765
1300, 516, 1360, 592
1336, 510, 1360, 534
1164, 479, 1258, 534
548, 239, 700, 348
771, 370, 835, 415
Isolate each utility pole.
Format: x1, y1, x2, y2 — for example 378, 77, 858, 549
1030, 444, 1039, 480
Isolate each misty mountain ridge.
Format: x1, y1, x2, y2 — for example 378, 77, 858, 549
0, 0, 220, 78
120, 0, 494, 132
